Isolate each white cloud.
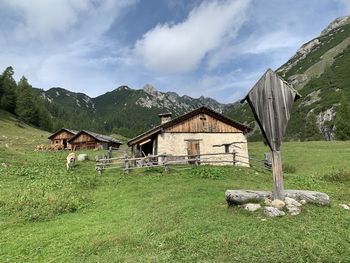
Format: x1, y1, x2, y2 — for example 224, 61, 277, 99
1, 0, 136, 42
134, 0, 251, 73
2, 0, 89, 41
0, 0, 138, 95
207, 30, 305, 70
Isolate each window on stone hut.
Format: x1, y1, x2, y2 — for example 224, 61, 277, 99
224, 144, 230, 153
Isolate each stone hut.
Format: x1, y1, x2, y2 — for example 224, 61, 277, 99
127, 107, 251, 166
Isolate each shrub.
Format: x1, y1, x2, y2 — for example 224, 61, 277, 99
189, 166, 227, 179
323, 169, 350, 182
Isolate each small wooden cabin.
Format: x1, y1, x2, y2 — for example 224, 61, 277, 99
128, 107, 251, 166
48, 128, 78, 150
68, 130, 122, 150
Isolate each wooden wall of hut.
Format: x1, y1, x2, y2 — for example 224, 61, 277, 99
70, 133, 99, 150
50, 131, 75, 149
165, 114, 242, 133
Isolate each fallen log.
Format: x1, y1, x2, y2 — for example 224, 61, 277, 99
225, 189, 330, 206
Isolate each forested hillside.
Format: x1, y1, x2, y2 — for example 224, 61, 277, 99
0, 67, 52, 131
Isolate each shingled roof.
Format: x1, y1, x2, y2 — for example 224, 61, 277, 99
128, 106, 251, 146
68, 130, 122, 144
48, 128, 78, 139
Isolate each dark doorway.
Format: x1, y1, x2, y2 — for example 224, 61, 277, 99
140, 140, 153, 156
63, 139, 67, 149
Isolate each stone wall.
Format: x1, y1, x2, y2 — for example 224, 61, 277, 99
157, 132, 249, 167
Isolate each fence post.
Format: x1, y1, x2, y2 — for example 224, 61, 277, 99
232, 149, 236, 166
95, 155, 102, 175
124, 153, 129, 174
163, 154, 169, 173
107, 146, 112, 159
195, 155, 199, 166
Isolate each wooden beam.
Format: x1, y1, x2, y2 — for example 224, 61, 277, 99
272, 150, 284, 200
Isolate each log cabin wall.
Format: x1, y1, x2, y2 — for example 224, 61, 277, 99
50, 130, 75, 149
70, 133, 98, 150
164, 114, 241, 133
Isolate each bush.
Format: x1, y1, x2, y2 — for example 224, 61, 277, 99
323, 169, 350, 182
189, 166, 228, 179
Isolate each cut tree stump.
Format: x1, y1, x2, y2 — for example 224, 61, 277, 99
225, 190, 330, 206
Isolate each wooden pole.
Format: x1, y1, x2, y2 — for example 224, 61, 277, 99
232, 149, 236, 166
163, 154, 169, 173
95, 155, 102, 175
195, 155, 199, 166
272, 150, 284, 200
124, 153, 129, 175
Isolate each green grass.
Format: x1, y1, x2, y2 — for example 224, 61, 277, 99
1, 112, 350, 262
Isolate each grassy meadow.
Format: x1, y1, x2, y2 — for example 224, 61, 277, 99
1, 110, 350, 262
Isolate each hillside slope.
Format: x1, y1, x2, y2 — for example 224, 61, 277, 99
0, 109, 50, 161
224, 15, 350, 141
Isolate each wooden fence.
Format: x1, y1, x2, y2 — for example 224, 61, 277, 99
95, 151, 271, 175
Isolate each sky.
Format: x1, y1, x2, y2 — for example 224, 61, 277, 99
0, 0, 349, 103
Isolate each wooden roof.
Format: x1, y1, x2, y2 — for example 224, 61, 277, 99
68, 130, 122, 144
241, 69, 300, 151
48, 128, 78, 139
128, 106, 251, 146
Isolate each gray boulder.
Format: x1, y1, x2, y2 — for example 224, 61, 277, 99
77, 154, 88, 161
264, 207, 285, 217
242, 203, 261, 212
286, 204, 301, 216
339, 204, 350, 210
225, 190, 271, 205
225, 190, 330, 206
284, 190, 330, 206
285, 197, 302, 207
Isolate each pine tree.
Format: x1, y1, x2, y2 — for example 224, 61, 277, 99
302, 112, 323, 141
15, 76, 39, 125
0, 66, 17, 113
37, 104, 53, 131
335, 95, 350, 140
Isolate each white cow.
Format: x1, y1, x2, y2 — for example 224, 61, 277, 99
66, 153, 75, 170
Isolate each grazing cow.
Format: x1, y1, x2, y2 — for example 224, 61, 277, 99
66, 153, 75, 170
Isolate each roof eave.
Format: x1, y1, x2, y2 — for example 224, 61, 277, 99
127, 128, 162, 146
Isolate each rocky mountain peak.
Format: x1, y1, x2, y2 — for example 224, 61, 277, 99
143, 84, 158, 96
320, 15, 350, 36
115, 85, 130, 91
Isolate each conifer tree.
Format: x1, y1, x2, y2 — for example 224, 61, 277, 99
335, 95, 350, 140
0, 66, 17, 113
15, 76, 39, 125
302, 112, 323, 141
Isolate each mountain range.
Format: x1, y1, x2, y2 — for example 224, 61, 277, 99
32, 15, 350, 140
33, 84, 227, 137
